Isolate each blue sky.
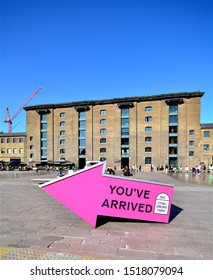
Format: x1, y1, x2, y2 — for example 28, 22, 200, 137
1, 0, 212, 132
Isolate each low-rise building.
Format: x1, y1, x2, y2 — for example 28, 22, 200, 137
0, 132, 27, 167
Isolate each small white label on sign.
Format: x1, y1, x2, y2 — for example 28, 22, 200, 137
154, 193, 169, 215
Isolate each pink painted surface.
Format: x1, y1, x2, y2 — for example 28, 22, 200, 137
40, 162, 174, 227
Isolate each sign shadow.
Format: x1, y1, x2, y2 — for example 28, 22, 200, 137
96, 204, 183, 227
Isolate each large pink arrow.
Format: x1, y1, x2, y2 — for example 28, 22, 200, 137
40, 162, 174, 227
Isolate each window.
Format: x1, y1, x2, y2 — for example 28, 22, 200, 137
79, 130, 85, 137
79, 120, 86, 128
60, 139, 66, 145
169, 105, 178, 114
145, 106, 152, 112
169, 137, 178, 144
145, 157, 152, 165
19, 148, 24, 154
100, 119, 106, 125
7, 138, 11, 143
79, 139, 86, 146
100, 128, 106, 134
79, 148, 86, 155
100, 157, 106, 161
189, 140, 194, 146
30, 154, 34, 158
60, 121, 66, 127
121, 148, 129, 155
169, 126, 178, 133
100, 148, 106, 153
41, 114, 47, 122
121, 128, 129, 135
19, 138, 24, 143
41, 140, 47, 148
1, 148, 5, 154
145, 116, 152, 122
121, 118, 129, 126
30, 145, 34, 150
121, 138, 129, 145
79, 111, 86, 119
100, 138, 106, 143
121, 108, 129, 116
203, 144, 209, 152
189, 130, 194, 136
145, 126, 152, 133
203, 131, 210, 138
60, 149, 66, 154
100, 109, 106, 115
41, 123, 47, 130
169, 147, 177, 154
13, 148, 17, 154
13, 138, 17, 143
30, 136, 34, 141
1, 138, 4, 143
169, 115, 178, 123
60, 130, 66, 136
60, 112, 66, 118
41, 131, 47, 139
189, 151, 194, 157
145, 136, 152, 142
145, 147, 152, 152
7, 148, 11, 154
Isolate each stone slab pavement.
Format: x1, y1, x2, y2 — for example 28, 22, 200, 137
0, 170, 212, 260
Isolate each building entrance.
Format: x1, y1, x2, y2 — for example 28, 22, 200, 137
78, 158, 86, 169
121, 158, 129, 169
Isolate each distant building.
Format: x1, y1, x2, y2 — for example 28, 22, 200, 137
0, 132, 27, 166
200, 123, 213, 168
22, 91, 212, 170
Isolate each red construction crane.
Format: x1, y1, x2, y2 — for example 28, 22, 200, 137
4, 87, 42, 133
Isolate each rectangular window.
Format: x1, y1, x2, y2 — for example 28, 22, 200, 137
145, 126, 152, 133
121, 108, 129, 116
41, 114, 47, 122
121, 118, 129, 126
19, 138, 24, 143
60, 112, 66, 118
79, 120, 86, 128
169, 105, 178, 114
79, 139, 86, 146
169, 115, 178, 124
203, 144, 209, 152
189, 130, 194, 136
121, 128, 129, 136
13, 138, 17, 143
189, 151, 194, 157
100, 119, 106, 125
1, 138, 4, 143
100, 128, 106, 134
189, 140, 194, 146
41, 123, 47, 130
100, 110, 106, 115
7, 138, 11, 143
145, 116, 152, 122
79, 111, 86, 119
203, 131, 210, 138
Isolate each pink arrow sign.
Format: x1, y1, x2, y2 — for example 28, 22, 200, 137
40, 162, 174, 227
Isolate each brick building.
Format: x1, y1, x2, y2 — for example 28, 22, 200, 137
0, 132, 27, 166
23, 91, 212, 170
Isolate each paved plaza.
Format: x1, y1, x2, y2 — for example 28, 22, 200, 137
0, 170, 212, 260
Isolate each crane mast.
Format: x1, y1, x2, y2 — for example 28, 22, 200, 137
4, 87, 41, 133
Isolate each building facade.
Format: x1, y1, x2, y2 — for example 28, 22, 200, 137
0, 132, 27, 166
23, 91, 213, 170
200, 123, 213, 168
